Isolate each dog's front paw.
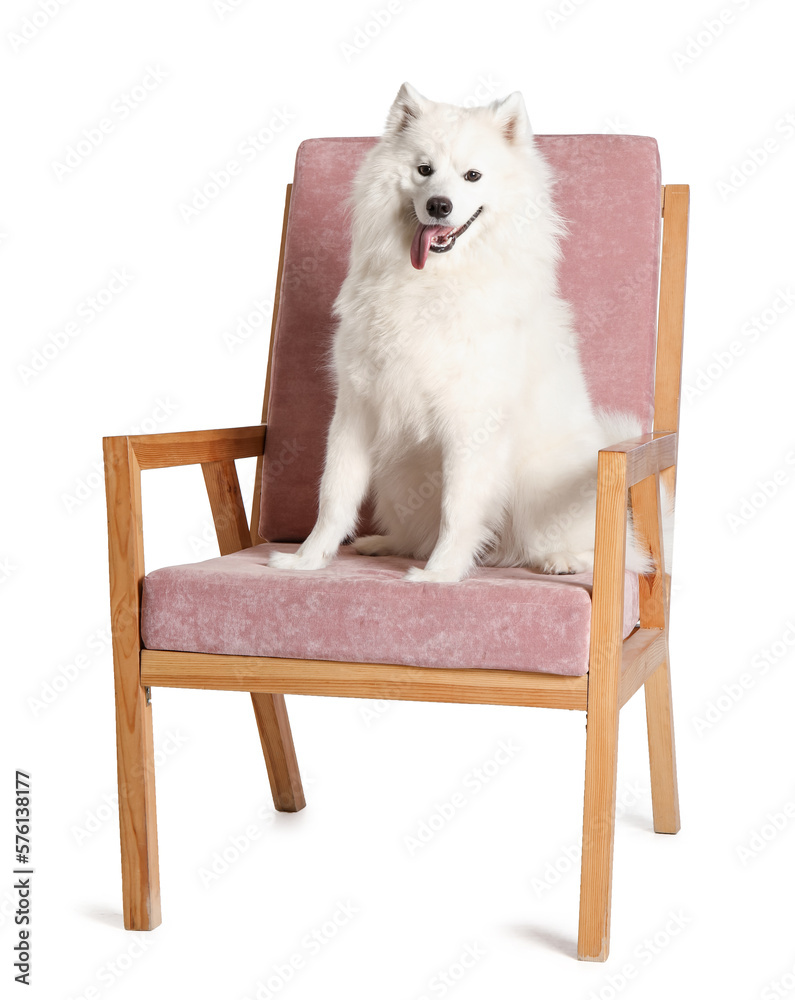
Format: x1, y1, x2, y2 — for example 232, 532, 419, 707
269, 550, 330, 571
403, 565, 463, 583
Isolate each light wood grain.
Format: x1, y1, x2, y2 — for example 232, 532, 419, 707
602, 432, 676, 489
127, 424, 266, 470
578, 449, 627, 961
250, 693, 306, 812
654, 184, 689, 497
644, 184, 686, 837
201, 459, 252, 555
645, 660, 681, 834
618, 628, 668, 709
140, 649, 589, 710
103, 435, 161, 931
629, 472, 667, 630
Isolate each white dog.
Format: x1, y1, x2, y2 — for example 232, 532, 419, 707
270, 83, 650, 583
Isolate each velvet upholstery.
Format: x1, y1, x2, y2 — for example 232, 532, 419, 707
141, 544, 640, 676
260, 135, 661, 542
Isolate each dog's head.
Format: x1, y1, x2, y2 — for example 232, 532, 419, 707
380, 83, 535, 270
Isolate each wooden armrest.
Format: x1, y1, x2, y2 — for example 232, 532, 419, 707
103, 424, 268, 637
600, 431, 676, 489
103, 424, 267, 471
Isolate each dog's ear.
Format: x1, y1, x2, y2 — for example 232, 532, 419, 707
386, 82, 428, 133
491, 92, 532, 144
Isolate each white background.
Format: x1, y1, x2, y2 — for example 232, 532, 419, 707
3, 0, 795, 997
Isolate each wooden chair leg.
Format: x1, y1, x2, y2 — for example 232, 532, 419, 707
115, 680, 162, 930
250, 693, 306, 812
645, 660, 680, 834
105, 434, 161, 930
578, 447, 626, 962
577, 694, 620, 961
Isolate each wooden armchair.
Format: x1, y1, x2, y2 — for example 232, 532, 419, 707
103, 135, 688, 962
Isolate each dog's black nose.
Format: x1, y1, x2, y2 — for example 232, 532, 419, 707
426, 196, 452, 219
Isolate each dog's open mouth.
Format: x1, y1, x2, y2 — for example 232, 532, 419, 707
410, 207, 482, 270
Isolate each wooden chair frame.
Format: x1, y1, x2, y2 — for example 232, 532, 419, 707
103, 182, 688, 962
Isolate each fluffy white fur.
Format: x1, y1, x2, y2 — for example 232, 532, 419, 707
270, 84, 652, 582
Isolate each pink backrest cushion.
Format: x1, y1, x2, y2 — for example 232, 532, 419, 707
259, 135, 661, 542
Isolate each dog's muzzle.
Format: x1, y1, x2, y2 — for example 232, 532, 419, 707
410, 207, 483, 270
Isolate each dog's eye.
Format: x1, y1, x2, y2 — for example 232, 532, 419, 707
417, 164, 433, 177
464, 169, 482, 182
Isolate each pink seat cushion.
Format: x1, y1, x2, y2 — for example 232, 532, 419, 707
141, 544, 639, 676
260, 134, 661, 542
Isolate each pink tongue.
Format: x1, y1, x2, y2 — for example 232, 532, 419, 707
410, 223, 454, 270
